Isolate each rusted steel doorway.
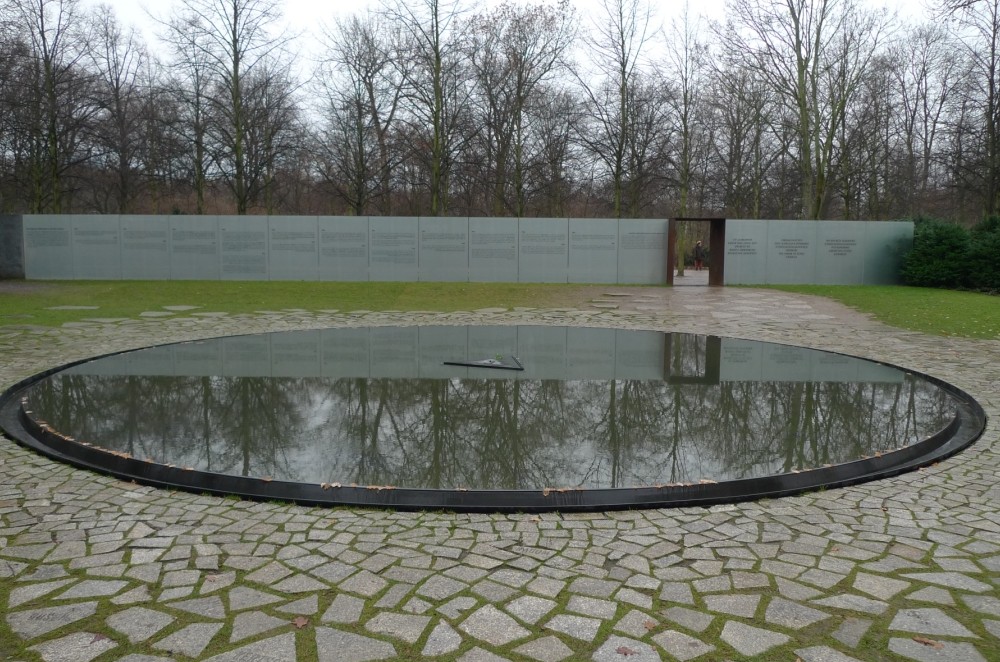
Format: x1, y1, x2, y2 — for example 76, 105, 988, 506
667, 217, 726, 286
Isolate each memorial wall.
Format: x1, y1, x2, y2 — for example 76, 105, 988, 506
18, 215, 667, 284
9, 214, 911, 285
722, 219, 912, 285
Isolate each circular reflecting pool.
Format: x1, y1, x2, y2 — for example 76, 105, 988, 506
0, 326, 985, 511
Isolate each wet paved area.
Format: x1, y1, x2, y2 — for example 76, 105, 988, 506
1, 285, 998, 661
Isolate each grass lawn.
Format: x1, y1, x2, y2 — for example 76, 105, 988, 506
2, 280, 998, 340
0, 280, 606, 328
770, 284, 1000, 339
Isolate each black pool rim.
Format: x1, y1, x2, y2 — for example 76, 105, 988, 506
0, 328, 988, 513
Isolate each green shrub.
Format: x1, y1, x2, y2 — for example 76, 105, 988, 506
901, 219, 971, 288
968, 216, 1000, 291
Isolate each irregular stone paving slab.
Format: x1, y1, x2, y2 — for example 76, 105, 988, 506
568, 577, 617, 598
458, 647, 511, 662
272, 574, 328, 593
853, 572, 910, 600
107, 606, 175, 643
166, 595, 225, 619
227, 586, 283, 611
365, 611, 431, 645
513, 634, 575, 662
811, 593, 889, 615
315, 627, 397, 662
275, 594, 319, 615
322, 593, 365, 624
460, 605, 530, 646
663, 606, 713, 633
340, 569, 388, 597
795, 645, 863, 662
900, 572, 992, 593
764, 597, 830, 629
29, 631, 118, 662
567, 595, 618, 619
961, 595, 1000, 617
832, 617, 873, 648
889, 607, 978, 638
7, 602, 98, 639
438, 596, 479, 620
152, 622, 223, 658
720, 621, 790, 657
614, 609, 658, 638
652, 629, 715, 661
229, 610, 288, 642
417, 575, 467, 600
703, 594, 760, 618
544, 614, 602, 642
591, 635, 661, 661
8, 578, 75, 608
422, 621, 462, 656
907, 587, 954, 605
505, 595, 557, 624
55, 580, 128, 600
888, 637, 986, 662
202, 632, 297, 662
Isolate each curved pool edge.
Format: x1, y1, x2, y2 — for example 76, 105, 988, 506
0, 335, 987, 514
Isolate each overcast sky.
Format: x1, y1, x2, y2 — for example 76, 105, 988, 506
89, 0, 927, 67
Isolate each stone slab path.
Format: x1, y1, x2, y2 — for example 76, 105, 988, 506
1, 285, 998, 661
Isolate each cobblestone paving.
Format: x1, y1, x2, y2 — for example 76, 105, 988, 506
1, 286, 998, 661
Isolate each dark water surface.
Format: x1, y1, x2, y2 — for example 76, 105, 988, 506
21, 326, 957, 492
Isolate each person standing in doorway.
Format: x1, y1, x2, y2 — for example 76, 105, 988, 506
693, 240, 706, 271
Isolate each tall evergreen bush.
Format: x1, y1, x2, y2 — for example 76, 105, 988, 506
901, 220, 971, 288
968, 217, 1000, 292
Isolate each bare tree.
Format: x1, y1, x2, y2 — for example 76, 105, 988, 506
383, 0, 467, 216
162, 0, 293, 214
722, 0, 891, 219
89, 4, 147, 212
315, 11, 404, 215
463, 0, 575, 216
576, 0, 657, 218
3, 0, 97, 212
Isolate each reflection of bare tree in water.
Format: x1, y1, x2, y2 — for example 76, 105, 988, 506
215, 378, 304, 478
461, 379, 573, 489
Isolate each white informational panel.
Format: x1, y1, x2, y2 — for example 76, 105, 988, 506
170, 216, 220, 280
173, 339, 224, 377
126, 346, 177, 376
618, 219, 667, 284
518, 217, 567, 283
72, 215, 121, 279
568, 219, 617, 283
418, 326, 470, 378
319, 216, 368, 281
369, 217, 418, 282
765, 220, 818, 284
816, 221, 865, 285
270, 330, 323, 377
223, 335, 272, 377
322, 327, 370, 378
565, 327, 616, 379
469, 217, 518, 282
615, 329, 664, 380
269, 216, 318, 281
517, 326, 567, 379
121, 216, 170, 280
24, 215, 74, 279
723, 220, 768, 285
864, 221, 913, 285
419, 217, 469, 282
369, 326, 419, 377
220, 215, 268, 280
719, 339, 762, 382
